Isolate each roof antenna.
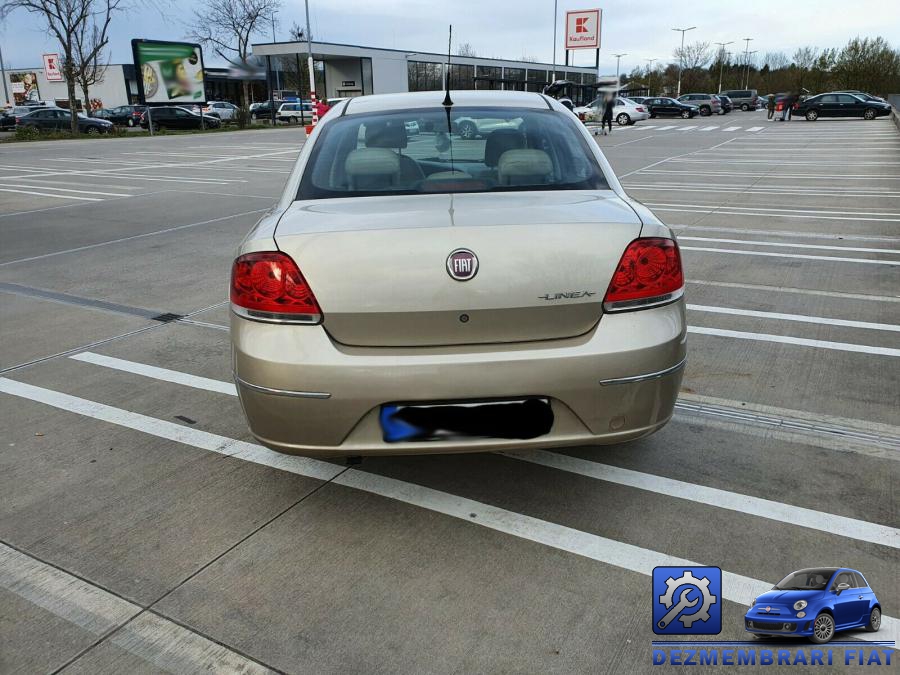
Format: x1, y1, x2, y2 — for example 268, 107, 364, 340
442, 24, 453, 107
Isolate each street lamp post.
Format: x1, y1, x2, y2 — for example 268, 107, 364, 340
672, 26, 696, 98
741, 37, 753, 88
0, 43, 9, 107
745, 50, 758, 90
714, 41, 733, 93
645, 58, 657, 95
304, 0, 317, 127
613, 53, 627, 86
551, 0, 558, 82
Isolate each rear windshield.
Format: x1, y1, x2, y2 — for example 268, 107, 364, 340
297, 106, 609, 200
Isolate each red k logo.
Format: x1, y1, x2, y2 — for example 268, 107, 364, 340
575, 17, 589, 33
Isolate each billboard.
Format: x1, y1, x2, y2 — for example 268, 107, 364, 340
565, 9, 602, 50
43, 54, 64, 81
132, 39, 206, 104
10, 72, 40, 104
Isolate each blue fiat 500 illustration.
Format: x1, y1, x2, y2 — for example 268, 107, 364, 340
745, 568, 881, 644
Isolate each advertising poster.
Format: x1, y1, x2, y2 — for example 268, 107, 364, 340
132, 40, 206, 103
10, 72, 40, 104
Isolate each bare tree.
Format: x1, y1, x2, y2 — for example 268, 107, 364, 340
457, 42, 477, 57
187, 0, 281, 111
1, 0, 124, 132
673, 41, 712, 70
288, 21, 309, 42
72, 3, 118, 117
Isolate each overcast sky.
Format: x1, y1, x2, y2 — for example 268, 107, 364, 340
3, 0, 899, 73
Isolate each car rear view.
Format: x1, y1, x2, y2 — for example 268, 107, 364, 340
230, 91, 686, 457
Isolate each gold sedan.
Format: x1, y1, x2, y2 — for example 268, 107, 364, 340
230, 90, 685, 457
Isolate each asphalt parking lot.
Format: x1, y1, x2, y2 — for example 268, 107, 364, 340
1, 111, 898, 673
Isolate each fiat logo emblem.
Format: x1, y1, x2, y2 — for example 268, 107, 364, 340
446, 248, 478, 281
765, 607, 771, 612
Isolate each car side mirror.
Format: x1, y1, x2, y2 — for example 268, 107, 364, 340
835, 582, 850, 594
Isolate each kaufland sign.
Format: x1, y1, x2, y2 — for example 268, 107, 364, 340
43, 54, 63, 81
565, 9, 601, 49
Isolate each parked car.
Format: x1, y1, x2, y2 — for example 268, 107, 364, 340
720, 89, 759, 111
715, 95, 733, 113
629, 96, 647, 105
677, 93, 721, 116
745, 568, 881, 644
794, 92, 892, 121
453, 115, 524, 139
16, 107, 113, 134
276, 102, 312, 124
250, 101, 277, 120
92, 105, 146, 126
834, 90, 887, 103
139, 106, 221, 131
642, 97, 699, 119
204, 101, 240, 121
574, 97, 650, 126
229, 90, 686, 458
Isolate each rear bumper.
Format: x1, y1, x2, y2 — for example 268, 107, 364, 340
231, 301, 686, 457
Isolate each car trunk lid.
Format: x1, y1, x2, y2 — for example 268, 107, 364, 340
274, 191, 642, 347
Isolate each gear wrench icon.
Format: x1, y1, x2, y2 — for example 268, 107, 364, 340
658, 570, 717, 628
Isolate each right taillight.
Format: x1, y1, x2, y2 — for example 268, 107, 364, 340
603, 237, 684, 312
230, 251, 322, 324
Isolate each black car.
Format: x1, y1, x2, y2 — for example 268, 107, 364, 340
95, 105, 147, 126
250, 101, 276, 120
716, 95, 733, 113
139, 106, 221, 131
642, 97, 699, 119
794, 92, 892, 121
16, 107, 113, 134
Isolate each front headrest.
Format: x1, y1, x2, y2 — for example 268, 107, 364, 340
497, 149, 553, 184
484, 129, 525, 167
345, 148, 401, 176
365, 121, 407, 148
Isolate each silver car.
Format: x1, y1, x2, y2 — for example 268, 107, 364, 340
230, 91, 686, 457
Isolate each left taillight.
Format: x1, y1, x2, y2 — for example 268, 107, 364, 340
603, 238, 684, 312
230, 251, 322, 324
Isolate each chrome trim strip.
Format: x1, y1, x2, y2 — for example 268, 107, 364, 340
231, 304, 322, 325
599, 358, 686, 386
603, 287, 684, 313
234, 374, 332, 399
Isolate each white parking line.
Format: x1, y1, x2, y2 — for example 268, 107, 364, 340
71, 352, 237, 394
679, 236, 900, 255
626, 184, 900, 199
0, 208, 268, 267
679, 125, 698, 131
681, 246, 900, 266
0, 183, 130, 198
673, 224, 900, 243
687, 304, 900, 332
648, 203, 900, 223
687, 279, 900, 303
0, 378, 896, 645
688, 326, 900, 357
0, 544, 276, 674
0, 188, 102, 201
502, 450, 899, 548
745, 126, 765, 132
640, 168, 900, 180
654, 125, 676, 131
699, 126, 719, 131
723, 126, 741, 131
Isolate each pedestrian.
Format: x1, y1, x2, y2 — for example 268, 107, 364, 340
766, 94, 776, 120
601, 93, 614, 135
780, 91, 794, 122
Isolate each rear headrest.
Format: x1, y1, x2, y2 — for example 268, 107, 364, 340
345, 148, 401, 177
365, 121, 407, 148
497, 149, 553, 185
484, 129, 525, 167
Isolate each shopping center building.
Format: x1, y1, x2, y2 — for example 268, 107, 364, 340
251, 40, 601, 105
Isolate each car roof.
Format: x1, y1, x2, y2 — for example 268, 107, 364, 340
341, 90, 552, 116
792, 567, 841, 575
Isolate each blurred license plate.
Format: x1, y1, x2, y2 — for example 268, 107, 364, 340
380, 398, 552, 443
